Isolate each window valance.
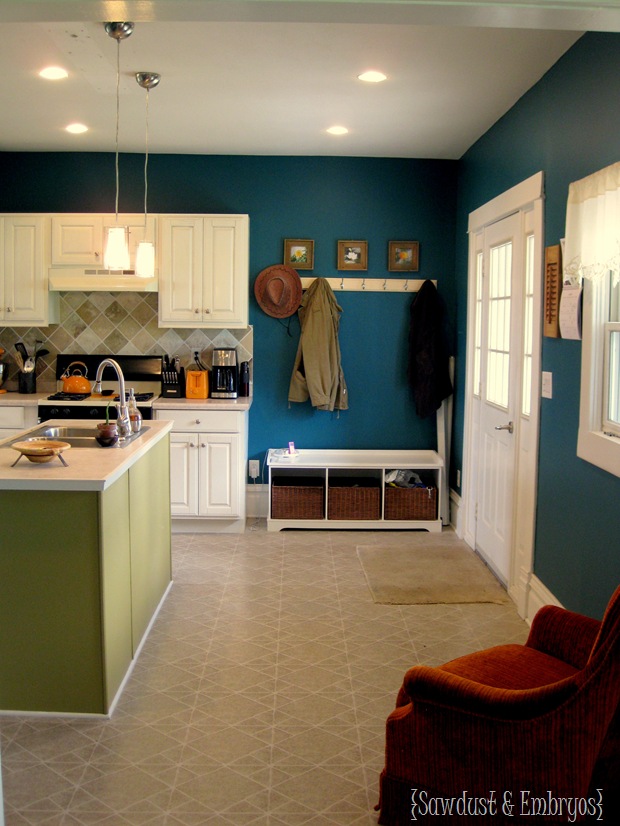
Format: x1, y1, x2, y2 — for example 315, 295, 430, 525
564, 160, 620, 285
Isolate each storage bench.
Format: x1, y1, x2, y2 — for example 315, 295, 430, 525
267, 449, 443, 532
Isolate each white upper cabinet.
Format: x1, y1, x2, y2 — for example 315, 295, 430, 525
158, 214, 249, 328
0, 215, 58, 326
51, 214, 157, 270
51, 214, 104, 265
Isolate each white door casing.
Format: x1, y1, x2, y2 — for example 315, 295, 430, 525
462, 172, 544, 619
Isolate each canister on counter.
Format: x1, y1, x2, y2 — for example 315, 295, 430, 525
239, 361, 250, 397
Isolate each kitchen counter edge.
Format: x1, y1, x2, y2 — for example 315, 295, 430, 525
0, 393, 253, 411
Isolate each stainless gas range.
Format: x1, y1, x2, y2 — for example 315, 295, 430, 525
38, 354, 163, 422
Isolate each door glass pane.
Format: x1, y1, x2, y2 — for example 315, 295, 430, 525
522, 234, 534, 417
486, 241, 512, 409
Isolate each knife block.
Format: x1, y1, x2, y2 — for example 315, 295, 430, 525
162, 368, 184, 398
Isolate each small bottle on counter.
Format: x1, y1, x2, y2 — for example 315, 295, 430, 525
127, 387, 143, 433
239, 361, 250, 397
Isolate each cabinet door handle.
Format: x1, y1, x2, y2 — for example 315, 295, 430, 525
195, 419, 201, 425
204, 308, 211, 314
194, 308, 200, 314
6, 307, 11, 313
200, 442, 206, 448
189, 442, 195, 448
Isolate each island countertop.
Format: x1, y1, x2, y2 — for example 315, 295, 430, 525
0, 418, 173, 491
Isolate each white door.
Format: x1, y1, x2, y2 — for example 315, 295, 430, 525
169, 432, 199, 516
158, 216, 204, 325
203, 216, 248, 327
463, 173, 543, 612
475, 213, 522, 582
3, 216, 47, 324
199, 433, 240, 517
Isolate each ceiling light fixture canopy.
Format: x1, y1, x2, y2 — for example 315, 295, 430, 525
103, 21, 134, 272
135, 71, 161, 279
358, 70, 387, 83
40, 66, 68, 80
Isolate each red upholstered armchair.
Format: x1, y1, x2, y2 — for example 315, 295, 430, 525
377, 586, 620, 825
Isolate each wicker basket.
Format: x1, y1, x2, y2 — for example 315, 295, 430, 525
384, 485, 437, 520
328, 483, 381, 520
271, 478, 324, 519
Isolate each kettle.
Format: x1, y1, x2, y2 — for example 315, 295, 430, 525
60, 361, 91, 394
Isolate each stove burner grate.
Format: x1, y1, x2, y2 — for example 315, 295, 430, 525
47, 392, 91, 401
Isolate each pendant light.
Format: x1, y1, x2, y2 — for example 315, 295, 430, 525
135, 71, 161, 279
104, 22, 134, 271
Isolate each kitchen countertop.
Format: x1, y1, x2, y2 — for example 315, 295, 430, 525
0, 391, 252, 411
0, 391, 50, 405
0, 418, 173, 491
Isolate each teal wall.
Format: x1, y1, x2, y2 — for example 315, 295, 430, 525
455, 32, 620, 617
0, 152, 458, 468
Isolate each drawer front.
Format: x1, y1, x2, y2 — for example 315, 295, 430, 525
0, 407, 26, 429
155, 409, 241, 433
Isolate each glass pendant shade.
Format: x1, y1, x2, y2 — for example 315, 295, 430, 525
136, 240, 155, 278
104, 226, 130, 270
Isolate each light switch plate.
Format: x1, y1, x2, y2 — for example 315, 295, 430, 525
542, 371, 553, 399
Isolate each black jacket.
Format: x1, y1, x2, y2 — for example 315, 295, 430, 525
407, 279, 453, 418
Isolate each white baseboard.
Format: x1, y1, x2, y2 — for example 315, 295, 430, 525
449, 488, 462, 534
247, 483, 269, 518
525, 575, 563, 622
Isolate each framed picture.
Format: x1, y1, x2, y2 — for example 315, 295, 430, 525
338, 240, 368, 271
284, 238, 314, 270
388, 241, 419, 272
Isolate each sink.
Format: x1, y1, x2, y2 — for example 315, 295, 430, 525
7, 425, 149, 449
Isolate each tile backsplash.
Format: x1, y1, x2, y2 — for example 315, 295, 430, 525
0, 291, 253, 392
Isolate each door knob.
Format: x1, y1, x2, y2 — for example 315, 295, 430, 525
495, 421, 514, 434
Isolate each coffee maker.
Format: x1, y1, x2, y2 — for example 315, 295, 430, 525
211, 348, 238, 398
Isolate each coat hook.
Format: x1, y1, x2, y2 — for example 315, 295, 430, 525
340, 277, 345, 290
361, 278, 366, 290
382, 278, 387, 290
404, 278, 409, 291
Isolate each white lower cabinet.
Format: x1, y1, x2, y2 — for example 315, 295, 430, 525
155, 407, 247, 531
0, 405, 38, 440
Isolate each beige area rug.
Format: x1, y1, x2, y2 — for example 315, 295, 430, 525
357, 544, 510, 605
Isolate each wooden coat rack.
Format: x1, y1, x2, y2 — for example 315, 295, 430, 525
300, 277, 435, 293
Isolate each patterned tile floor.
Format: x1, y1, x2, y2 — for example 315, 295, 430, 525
0, 524, 529, 825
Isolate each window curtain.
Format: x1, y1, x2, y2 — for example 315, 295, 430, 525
564, 160, 620, 285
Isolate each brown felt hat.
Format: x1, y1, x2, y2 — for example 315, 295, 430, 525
254, 264, 302, 318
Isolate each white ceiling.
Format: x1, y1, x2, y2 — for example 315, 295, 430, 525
0, 1, 616, 159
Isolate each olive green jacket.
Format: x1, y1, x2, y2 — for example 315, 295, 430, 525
288, 278, 348, 411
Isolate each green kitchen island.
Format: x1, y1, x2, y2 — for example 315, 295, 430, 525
0, 419, 173, 715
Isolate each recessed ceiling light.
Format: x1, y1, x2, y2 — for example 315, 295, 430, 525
327, 126, 349, 136
358, 70, 387, 83
39, 66, 68, 80
65, 123, 88, 134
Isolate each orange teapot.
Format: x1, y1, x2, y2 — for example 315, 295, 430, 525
60, 361, 91, 394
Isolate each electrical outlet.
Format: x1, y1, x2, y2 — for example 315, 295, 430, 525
248, 459, 260, 479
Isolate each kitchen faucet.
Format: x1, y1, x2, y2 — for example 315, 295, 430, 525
93, 358, 131, 437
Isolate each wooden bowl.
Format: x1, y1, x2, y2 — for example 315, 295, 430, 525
11, 439, 71, 464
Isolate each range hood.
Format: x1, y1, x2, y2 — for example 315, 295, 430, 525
49, 268, 158, 292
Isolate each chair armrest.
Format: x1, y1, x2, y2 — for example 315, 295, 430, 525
526, 605, 600, 669
399, 664, 578, 721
